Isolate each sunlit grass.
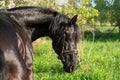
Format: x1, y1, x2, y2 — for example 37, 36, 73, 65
33, 40, 120, 80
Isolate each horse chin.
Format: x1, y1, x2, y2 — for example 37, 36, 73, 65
60, 53, 79, 73
57, 51, 79, 73
63, 63, 78, 73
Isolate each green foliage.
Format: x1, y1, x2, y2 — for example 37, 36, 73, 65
0, 0, 28, 8
94, 0, 120, 26
111, 0, 120, 25
94, 0, 110, 25
63, 5, 98, 26
49, 5, 98, 27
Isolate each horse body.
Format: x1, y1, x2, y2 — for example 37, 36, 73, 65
0, 13, 30, 80
0, 6, 80, 80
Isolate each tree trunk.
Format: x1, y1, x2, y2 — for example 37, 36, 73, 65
116, 19, 120, 34
118, 26, 120, 34
80, 27, 85, 40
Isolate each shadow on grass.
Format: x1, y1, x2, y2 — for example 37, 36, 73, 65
84, 31, 120, 42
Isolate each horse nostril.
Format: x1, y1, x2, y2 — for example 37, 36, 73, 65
69, 66, 72, 72
69, 66, 74, 72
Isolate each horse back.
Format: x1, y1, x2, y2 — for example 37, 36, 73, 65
0, 13, 29, 80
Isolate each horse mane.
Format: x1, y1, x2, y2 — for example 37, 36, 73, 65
7, 6, 58, 16
49, 14, 69, 34
6, 6, 59, 25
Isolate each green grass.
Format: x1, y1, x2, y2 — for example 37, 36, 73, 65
33, 26, 120, 80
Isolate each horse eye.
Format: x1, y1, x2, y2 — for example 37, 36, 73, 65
64, 30, 69, 34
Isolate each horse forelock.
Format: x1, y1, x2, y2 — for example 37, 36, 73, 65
49, 14, 80, 42
49, 14, 69, 34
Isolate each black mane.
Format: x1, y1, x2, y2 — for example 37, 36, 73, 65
8, 6, 58, 16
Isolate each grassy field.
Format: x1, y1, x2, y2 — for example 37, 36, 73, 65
33, 26, 120, 80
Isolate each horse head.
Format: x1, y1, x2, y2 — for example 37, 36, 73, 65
51, 15, 80, 73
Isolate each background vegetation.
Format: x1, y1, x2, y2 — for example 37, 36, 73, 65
0, 0, 120, 80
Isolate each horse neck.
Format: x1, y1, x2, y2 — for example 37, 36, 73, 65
29, 13, 70, 42
31, 20, 52, 42
25, 13, 55, 42
8, 11, 55, 41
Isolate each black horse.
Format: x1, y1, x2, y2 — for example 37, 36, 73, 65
0, 6, 80, 80
0, 13, 30, 80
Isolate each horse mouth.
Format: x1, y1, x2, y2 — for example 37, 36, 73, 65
63, 65, 77, 73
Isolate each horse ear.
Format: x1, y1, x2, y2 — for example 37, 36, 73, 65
70, 15, 78, 25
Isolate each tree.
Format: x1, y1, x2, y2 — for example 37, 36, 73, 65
94, 0, 110, 26
94, 0, 120, 34
0, 0, 28, 8
111, 0, 120, 34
